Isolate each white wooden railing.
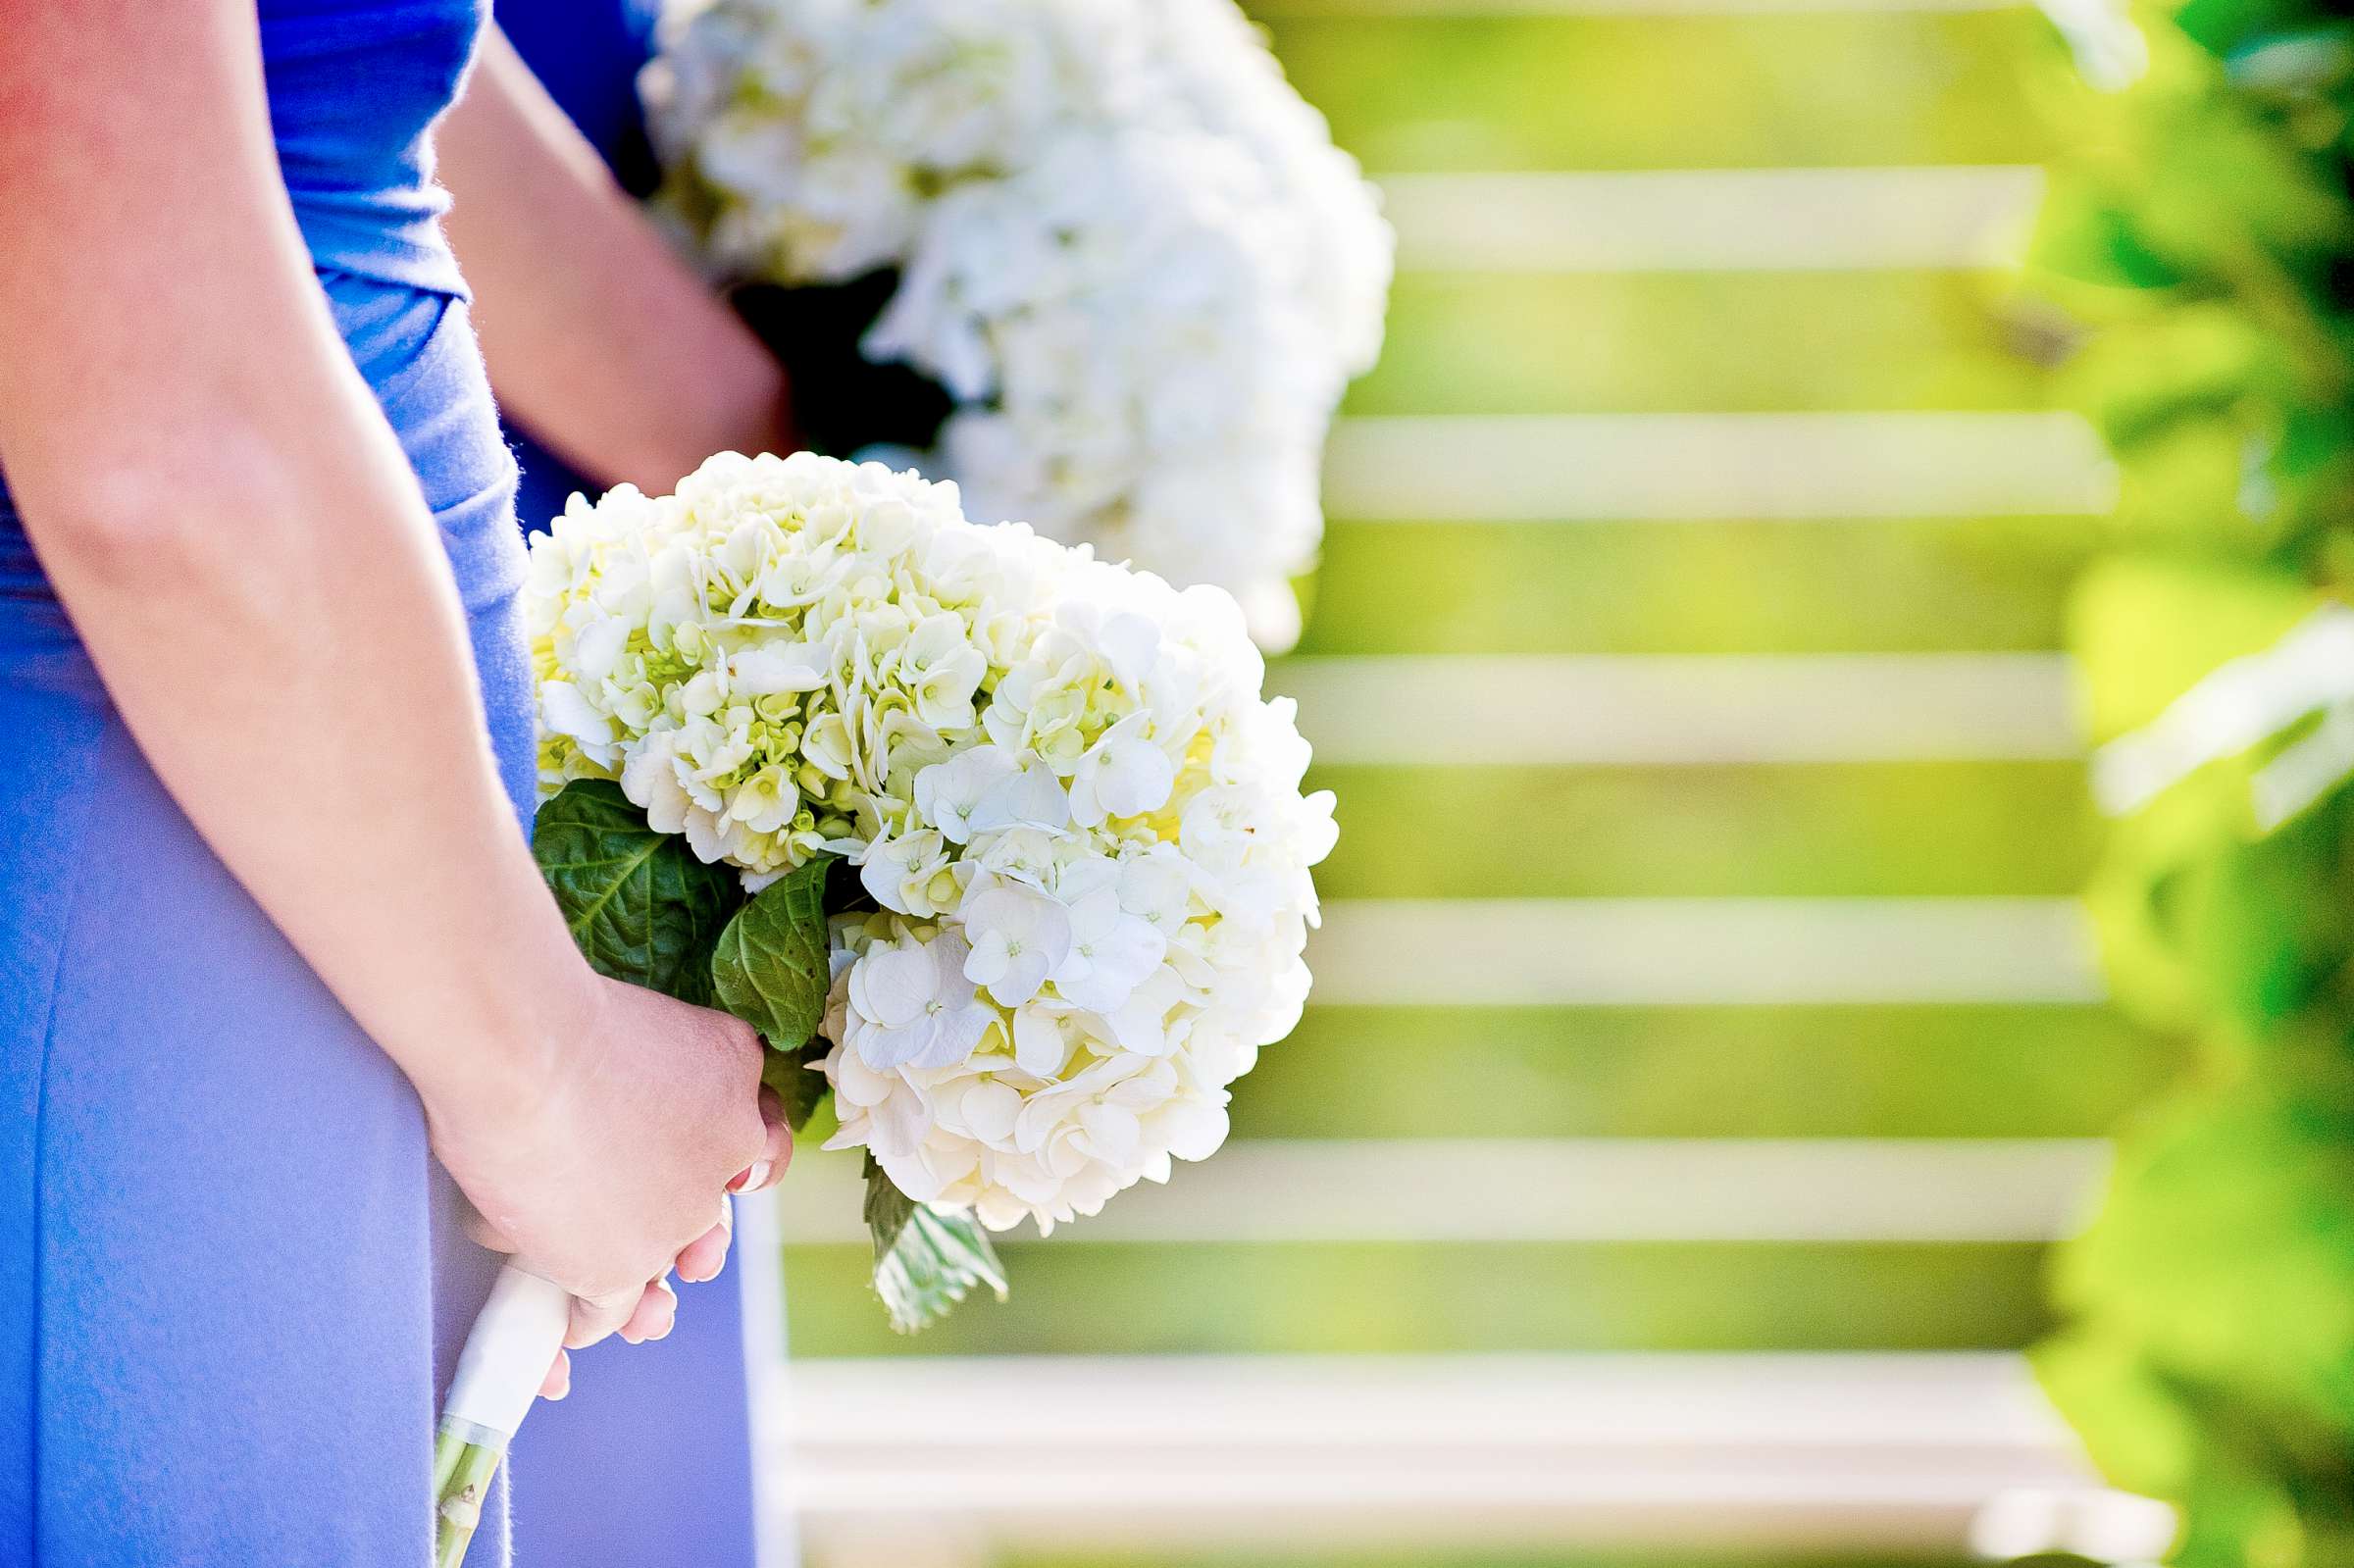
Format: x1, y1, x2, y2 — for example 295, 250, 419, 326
769, 1353, 2173, 1568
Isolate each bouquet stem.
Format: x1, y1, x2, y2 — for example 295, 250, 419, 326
433, 1264, 572, 1568
432, 1420, 506, 1568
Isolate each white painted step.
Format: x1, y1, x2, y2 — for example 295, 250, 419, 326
1323, 412, 2117, 521
1382, 167, 2042, 272
773, 1352, 2172, 1564
1309, 895, 2104, 1004
1274, 652, 2083, 764
1264, 0, 2021, 14
771, 1136, 2107, 1244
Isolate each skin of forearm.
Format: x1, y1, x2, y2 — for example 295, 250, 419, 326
22, 403, 592, 1113
0, 0, 590, 1114
438, 28, 793, 501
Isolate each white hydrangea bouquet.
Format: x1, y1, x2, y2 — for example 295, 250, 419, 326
639, 0, 1393, 651
432, 451, 1334, 1563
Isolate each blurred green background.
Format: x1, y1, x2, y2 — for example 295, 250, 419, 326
781, 0, 2119, 1354
751, 2, 2354, 1565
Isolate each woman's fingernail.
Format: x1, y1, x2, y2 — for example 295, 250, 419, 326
729, 1161, 769, 1193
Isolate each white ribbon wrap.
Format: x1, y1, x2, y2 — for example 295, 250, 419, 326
442, 1264, 570, 1442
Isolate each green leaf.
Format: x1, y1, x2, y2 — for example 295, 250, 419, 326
863, 1154, 917, 1255
2030, 13, 2354, 1561
763, 1039, 833, 1135
709, 857, 833, 1053
862, 1155, 1009, 1334
533, 781, 741, 1000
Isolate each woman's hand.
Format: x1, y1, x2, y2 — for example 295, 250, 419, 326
422, 972, 793, 1351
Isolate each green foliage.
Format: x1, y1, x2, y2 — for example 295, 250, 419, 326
765, 1041, 834, 1136
2038, 1091, 2354, 1568
711, 856, 838, 1137
2034, 1, 2354, 1558
532, 781, 740, 1000
2037, 0, 2354, 568
863, 1155, 1009, 1334
535, 783, 995, 1327
709, 857, 834, 1054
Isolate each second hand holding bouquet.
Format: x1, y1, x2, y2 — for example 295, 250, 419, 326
434, 451, 1335, 1560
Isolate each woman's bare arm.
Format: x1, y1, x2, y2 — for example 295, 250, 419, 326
437, 28, 793, 501
0, 2, 783, 1339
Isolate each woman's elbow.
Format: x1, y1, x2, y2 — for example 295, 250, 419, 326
15, 430, 306, 592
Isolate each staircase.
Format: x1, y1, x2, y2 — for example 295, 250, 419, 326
767, 3, 2180, 1562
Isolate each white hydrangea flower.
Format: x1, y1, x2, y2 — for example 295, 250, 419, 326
642, 0, 1392, 650
529, 451, 1333, 1234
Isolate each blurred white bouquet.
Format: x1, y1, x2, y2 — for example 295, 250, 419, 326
640, 0, 1393, 650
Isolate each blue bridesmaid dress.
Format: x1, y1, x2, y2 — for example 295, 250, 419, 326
0, 1, 531, 1561
489, 6, 783, 1566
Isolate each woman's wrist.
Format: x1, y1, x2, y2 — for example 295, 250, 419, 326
644, 364, 795, 484
736, 373, 796, 461
400, 925, 602, 1128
